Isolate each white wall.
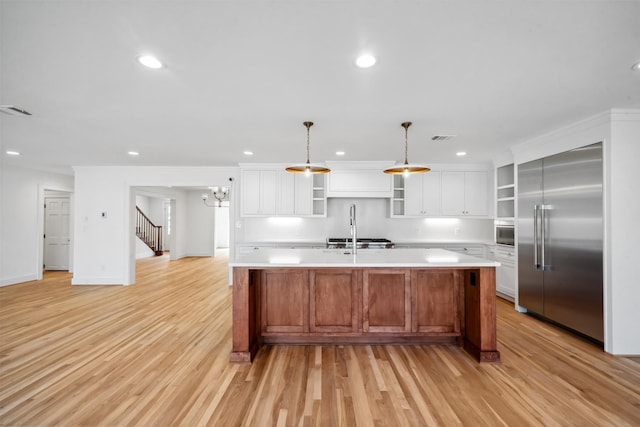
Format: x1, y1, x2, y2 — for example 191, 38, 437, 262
72, 166, 238, 286
1, 165, 74, 286
215, 205, 230, 248
135, 195, 150, 214
135, 236, 154, 259
239, 198, 494, 244
185, 189, 215, 256
608, 111, 640, 355
511, 108, 640, 355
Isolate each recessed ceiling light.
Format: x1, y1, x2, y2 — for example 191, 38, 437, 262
138, 55, 163, 69
355, 54, 376, 68
336, 151, 345, 156
456, 151, 467, 157
6, 150, 20, 156
243, 150, 254, 156
632, 62, 640, 71
128, 151, 139, 156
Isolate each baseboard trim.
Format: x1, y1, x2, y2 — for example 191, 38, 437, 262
1, 274, 38, 287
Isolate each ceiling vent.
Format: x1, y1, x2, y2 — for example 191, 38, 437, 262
431, 135, 456, 142
0, 105, 32, 116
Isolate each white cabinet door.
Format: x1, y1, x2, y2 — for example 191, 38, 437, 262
441, 172, 466, 215
495, 247, 516, 299
404, 175, 423, 216
441, 171, 488, 216
278, 172, 295, 215
421, 172, 441, 215
242, 170, 277, 216
464, 171, 488, 216
404, 172, 442, 216
260, 171, 278, 214
294, 174, 313, 215
242, 170, 262, 215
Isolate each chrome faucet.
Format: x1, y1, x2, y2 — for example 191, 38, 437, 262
350, 204, 357, 255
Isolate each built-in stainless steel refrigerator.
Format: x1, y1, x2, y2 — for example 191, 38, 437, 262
518, 142, 603, 342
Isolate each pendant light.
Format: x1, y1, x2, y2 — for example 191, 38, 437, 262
383, 121, 430, 177
285, 121, 330, 175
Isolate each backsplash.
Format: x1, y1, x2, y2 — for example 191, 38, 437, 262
238, 198, 494, 243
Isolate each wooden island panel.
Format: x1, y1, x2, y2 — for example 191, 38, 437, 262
411, 269, 462, 334
261, 269, 308, 334
463, 268, 500, 362
310, 269, 360, 333
363, 269, 410, 333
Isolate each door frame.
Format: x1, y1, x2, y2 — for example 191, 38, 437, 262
44, 195, 71, 271
38, 184, 74, 280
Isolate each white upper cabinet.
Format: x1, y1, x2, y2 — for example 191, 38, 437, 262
404, 172, 442, 216
277, 172, 295, 215
391, 168, 490, 218
293, 174, 313, 215
241, 167, 325, 217
441, 171, 488, 216
242, 170, 278, 216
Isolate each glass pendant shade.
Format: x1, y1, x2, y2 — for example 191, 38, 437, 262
383, 122, 430, 175
286, 122, 330, 174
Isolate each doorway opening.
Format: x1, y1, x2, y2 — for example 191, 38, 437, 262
43, 190, 72, 273
129, 185, 234, 285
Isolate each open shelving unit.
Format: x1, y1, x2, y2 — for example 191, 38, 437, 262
496, 164, 514, 220
391, 175, 405, 216
312, 174, 326, 216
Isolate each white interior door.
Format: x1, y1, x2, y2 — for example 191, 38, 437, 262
44, 196, 70, 270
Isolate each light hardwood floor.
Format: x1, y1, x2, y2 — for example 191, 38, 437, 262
1, 253, 639, 426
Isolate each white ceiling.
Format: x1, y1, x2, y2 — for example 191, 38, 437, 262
1, 0, 639, 175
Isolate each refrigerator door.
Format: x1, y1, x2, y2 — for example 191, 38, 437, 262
541, 142, 603, 341
517, 159, 544, 314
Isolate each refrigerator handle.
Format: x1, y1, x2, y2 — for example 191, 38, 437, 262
533, 205, 540, 269
540, 205, 545, 269
541, 204, 550, 270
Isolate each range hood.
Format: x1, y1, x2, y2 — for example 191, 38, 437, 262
325, 161, 395, 198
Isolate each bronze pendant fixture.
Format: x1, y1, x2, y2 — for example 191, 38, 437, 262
285, 121, 330, 175
383, 121, 430, 176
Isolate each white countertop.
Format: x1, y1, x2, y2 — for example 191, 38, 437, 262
230, 248, 500, 268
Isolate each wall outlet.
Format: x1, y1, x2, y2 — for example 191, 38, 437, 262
454, 228, 460, 236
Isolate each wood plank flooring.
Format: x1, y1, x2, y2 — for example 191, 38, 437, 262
1, 253, 639, 426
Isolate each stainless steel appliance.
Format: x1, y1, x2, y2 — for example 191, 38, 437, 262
350, 204, 357, 254
518, 142, 603, 342
326, 238, 395, 249
495, 223, 515, 246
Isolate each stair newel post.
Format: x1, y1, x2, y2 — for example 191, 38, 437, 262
157, 226, 163, 255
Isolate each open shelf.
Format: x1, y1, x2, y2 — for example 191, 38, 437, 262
496, 164, 515, 219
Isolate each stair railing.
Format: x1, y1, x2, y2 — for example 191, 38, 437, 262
136, 206, 163, 255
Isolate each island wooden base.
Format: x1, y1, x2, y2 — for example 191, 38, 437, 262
231, 266, 500, 363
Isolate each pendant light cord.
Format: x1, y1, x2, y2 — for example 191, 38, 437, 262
304, 121, 313, 164
402, 122, 411, 165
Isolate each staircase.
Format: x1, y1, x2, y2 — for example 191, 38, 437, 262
136, 206, 163, 256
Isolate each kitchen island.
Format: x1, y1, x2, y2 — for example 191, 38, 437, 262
230, 248, 501, 363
